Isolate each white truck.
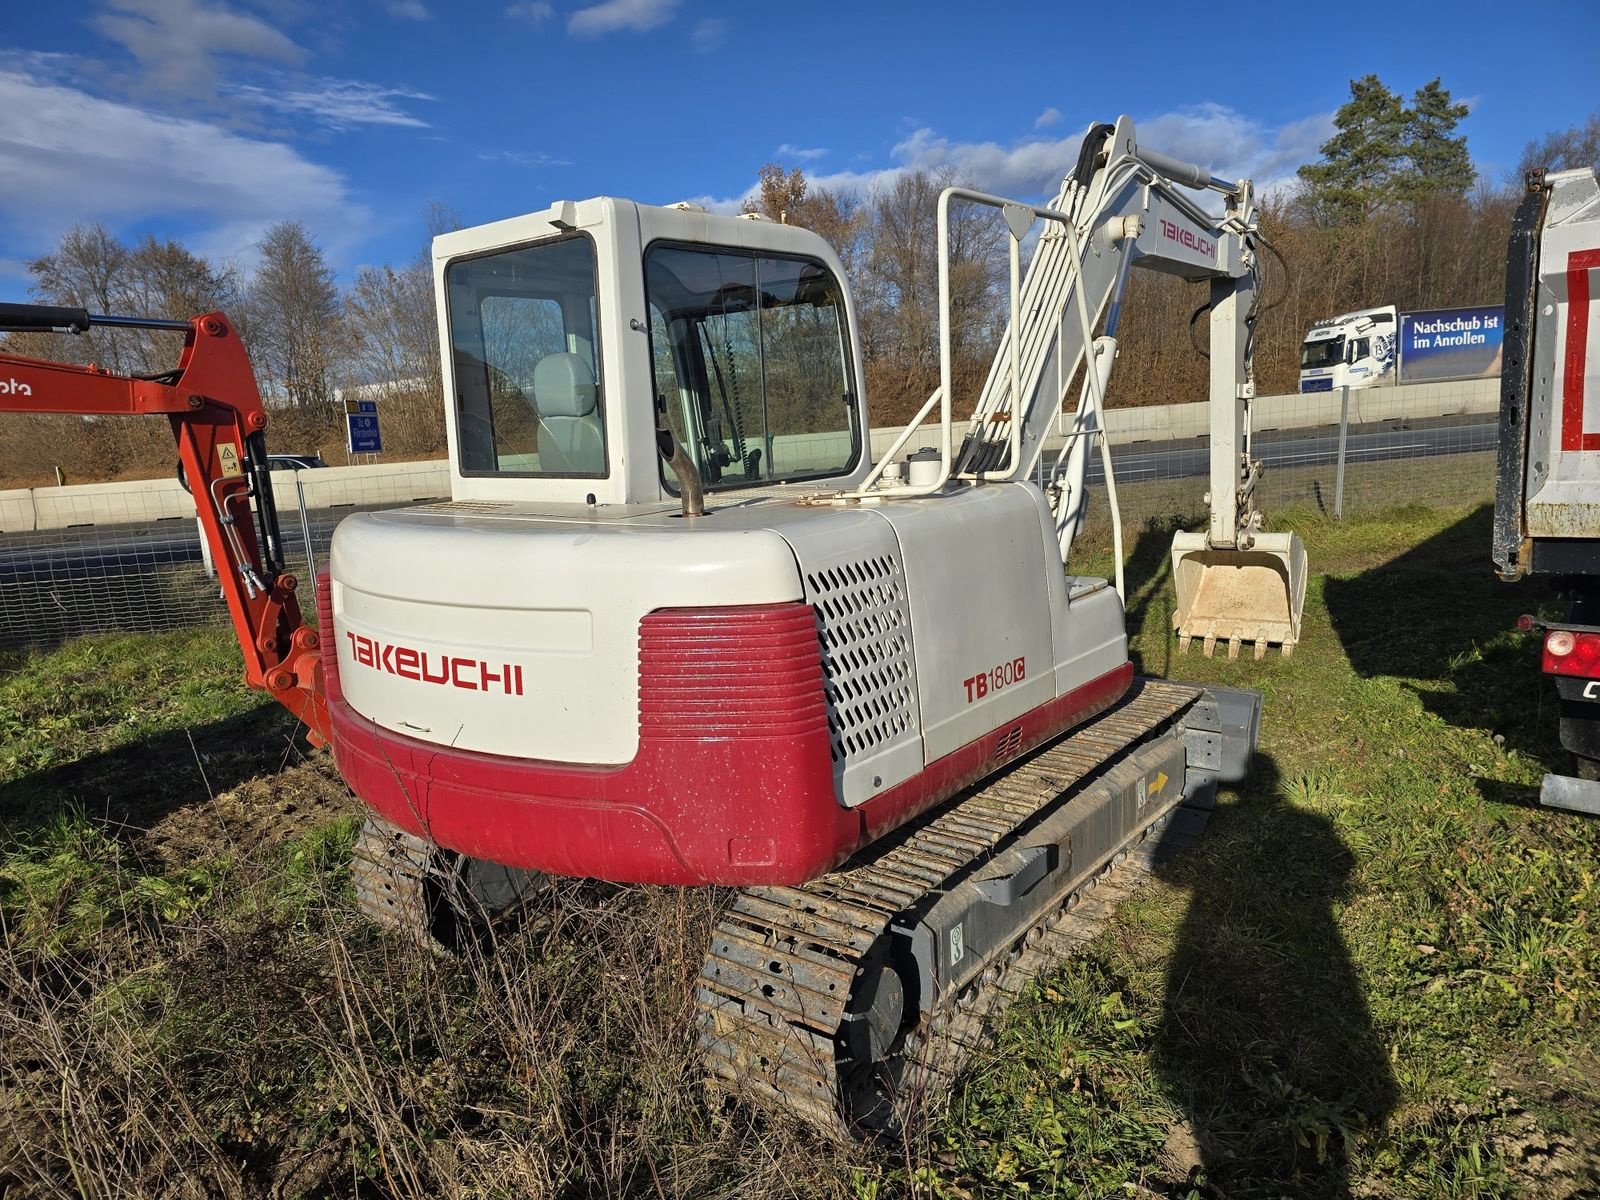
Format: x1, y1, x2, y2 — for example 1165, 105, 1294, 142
1299, 303, 1504, 393
1298, 305, 1398, 392
1494, 164, 1600, 813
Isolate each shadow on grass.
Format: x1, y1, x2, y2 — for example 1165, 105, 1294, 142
1111, 515, 1191, 679
1321, 504, 1563, 766
1154, 752, 1397, 1198
0, 705, 302, 848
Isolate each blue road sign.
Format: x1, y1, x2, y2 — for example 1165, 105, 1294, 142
345, 399, 382, 453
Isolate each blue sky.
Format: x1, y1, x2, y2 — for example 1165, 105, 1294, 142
1, 0, 1595, 295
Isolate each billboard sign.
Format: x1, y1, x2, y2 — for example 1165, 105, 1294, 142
344, 398, 382, 454
1398, 305, 1504, 383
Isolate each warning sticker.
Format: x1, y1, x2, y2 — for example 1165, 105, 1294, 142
217, 443, 242, 477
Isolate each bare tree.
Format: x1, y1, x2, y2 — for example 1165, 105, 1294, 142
2, 226, 240, 483
742, 163, 865, 273
338, 204, 469, 456
343, 259, 442, 454
856, 170, 1005, 425
247, 221, 342, 410
1515, 113, 1600, 179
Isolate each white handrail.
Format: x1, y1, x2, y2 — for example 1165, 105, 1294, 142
1063, 219, 1124, 601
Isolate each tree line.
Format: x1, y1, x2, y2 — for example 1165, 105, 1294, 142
1, 81, 1593, 487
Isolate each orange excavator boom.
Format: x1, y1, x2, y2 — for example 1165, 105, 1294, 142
0, 303, 329, 742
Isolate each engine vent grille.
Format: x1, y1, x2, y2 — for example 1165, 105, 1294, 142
804, 556, 917, 765
412, 501, 514, 514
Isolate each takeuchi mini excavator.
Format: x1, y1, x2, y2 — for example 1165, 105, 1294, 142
0, 116, 1306, 1130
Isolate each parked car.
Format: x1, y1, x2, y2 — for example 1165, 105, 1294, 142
177, 452, 328, 493
266, 453, 329, 472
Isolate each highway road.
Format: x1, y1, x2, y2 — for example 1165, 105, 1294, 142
1082, 412, 1494, 487
1, 414, 1496, 583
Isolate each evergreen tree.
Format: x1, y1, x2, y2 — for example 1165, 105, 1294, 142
1298, 75, 1477, 223
1401, 78, 1474, 201
1296, 75, 1409, 224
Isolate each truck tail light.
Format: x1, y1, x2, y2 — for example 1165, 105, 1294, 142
1542, 628, 1600, 678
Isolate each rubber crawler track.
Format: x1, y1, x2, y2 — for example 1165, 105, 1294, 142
695, 677, 1212, 1133
350, 816, 438, 936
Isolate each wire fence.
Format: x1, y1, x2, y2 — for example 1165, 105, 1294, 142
1, 379, 1500, 652
0, 467, 448, 651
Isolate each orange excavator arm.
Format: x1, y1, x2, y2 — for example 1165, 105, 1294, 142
0, 302, 330, 743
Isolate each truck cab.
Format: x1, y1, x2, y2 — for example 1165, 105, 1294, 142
1299, 305, 1398, 392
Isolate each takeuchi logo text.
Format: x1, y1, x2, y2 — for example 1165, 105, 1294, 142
345, 631, 525, 695
1158, 219, 1214, 258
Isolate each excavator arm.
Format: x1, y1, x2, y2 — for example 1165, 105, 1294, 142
844, 115, 1307, 656
0, 304, 329, 740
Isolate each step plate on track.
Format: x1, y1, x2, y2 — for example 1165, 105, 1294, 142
696, 676, 1210, 1133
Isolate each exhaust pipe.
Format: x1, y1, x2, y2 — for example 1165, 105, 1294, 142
657, 428, 705, 517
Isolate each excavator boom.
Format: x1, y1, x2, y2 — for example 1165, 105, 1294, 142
0, 304, 328, 739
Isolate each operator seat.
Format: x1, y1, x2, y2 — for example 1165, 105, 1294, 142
532, 352, 604, 474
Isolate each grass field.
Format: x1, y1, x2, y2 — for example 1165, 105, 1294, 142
2, 502, 1597, 1198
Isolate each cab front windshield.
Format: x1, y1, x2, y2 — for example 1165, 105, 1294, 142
645, 244, 859, 490
1300, 335, 1345, 371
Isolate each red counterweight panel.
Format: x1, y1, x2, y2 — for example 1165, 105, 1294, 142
328, 598, 1133, 887
331, 602, 855, 884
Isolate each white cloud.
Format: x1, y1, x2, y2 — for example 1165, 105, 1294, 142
93, 0, 306, 99
1133, 103, 1333, 197
387, 0, 430, 17
696, 104, 1337, 215
568, 0, 679, 36
1034, 106, 1061, 130
0, 67, 366, 267
505, 1, 554, 26
776, 143, 827, 163
478, 149, 573, 168
231, 77, 435, 130
691, 17, 726, 50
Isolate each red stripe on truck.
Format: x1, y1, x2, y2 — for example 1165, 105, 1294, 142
1562, 249, 1600, 452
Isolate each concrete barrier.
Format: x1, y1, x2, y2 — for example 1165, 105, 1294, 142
0, 461, 450, 533
1, 377, 1499, 532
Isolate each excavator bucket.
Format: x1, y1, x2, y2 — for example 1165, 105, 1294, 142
1169, 531, 1308, 659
